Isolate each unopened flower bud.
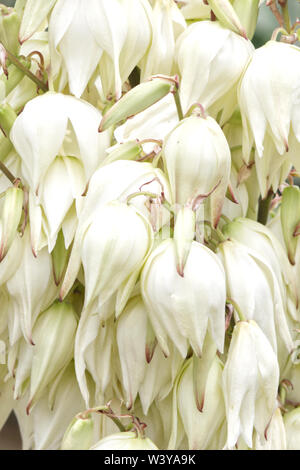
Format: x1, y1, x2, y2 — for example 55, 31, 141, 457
103, 141, 143, 166
0, 4, 21, 54
207, 0, 247, 38
173, 206, 196, 277
27, 301, 78, 414
0, 103, 17, 137
99, 78, 173, 132
284, 408, 300, 450
280, 186, 300, 265
61, 413, 94, 450
51, 230, 71, 286
0, 186, 23, 261
90, 431, 158, 450
232, 0, 259, 40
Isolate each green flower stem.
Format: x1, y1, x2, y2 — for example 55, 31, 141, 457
257, 190, 273, 225
0, 159, 18, 185
279, 0, 291, 32
173, 88, 184, 121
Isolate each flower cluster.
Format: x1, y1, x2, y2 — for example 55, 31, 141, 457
0, 0, 299, 451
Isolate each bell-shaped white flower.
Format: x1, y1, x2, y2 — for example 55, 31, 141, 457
222, 320, 279, 449
82, 313, 115, 405
10, 92, 110, 194
163, 114, 231, 227
74, 201, 153, 405
254, 134, 292, 200
141, 238, 226, 357
218, 239, 293, 354
177, 357, 225, 450
140, 0, 186, 80
30, 361, 86, 450
222, 217, 298, 317
238, 41, 300, 162
117, 296, 148, 410
27, 301, 78, 414
176, 20, 254, 117
6, 228, 58, 345
29, 155, 86, 253
81, 201, 153, 311
49, 0, 151, 99
60, 160, 170, 301
139, 342, 183, 416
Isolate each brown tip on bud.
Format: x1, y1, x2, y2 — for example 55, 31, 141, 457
196, 393, 205, 413
288, 252, 295, 266
176, 264, 185, 278
145, 346, 153, 364
284, 139, 289, 153
98, 121, 104, 133
126, 399, 133, 411
26, 400, 32, 416
241, 29, 248, 41
19, 35, 28, 46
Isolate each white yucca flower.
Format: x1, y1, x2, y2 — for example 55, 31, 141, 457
10, 92, 110, 193
141, 239, 226, 358
176, 20, 254, 118
49, 0, 152, 99
222, 320, 279, 449
239, 41, 300, 163
140, 0, 186, 80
